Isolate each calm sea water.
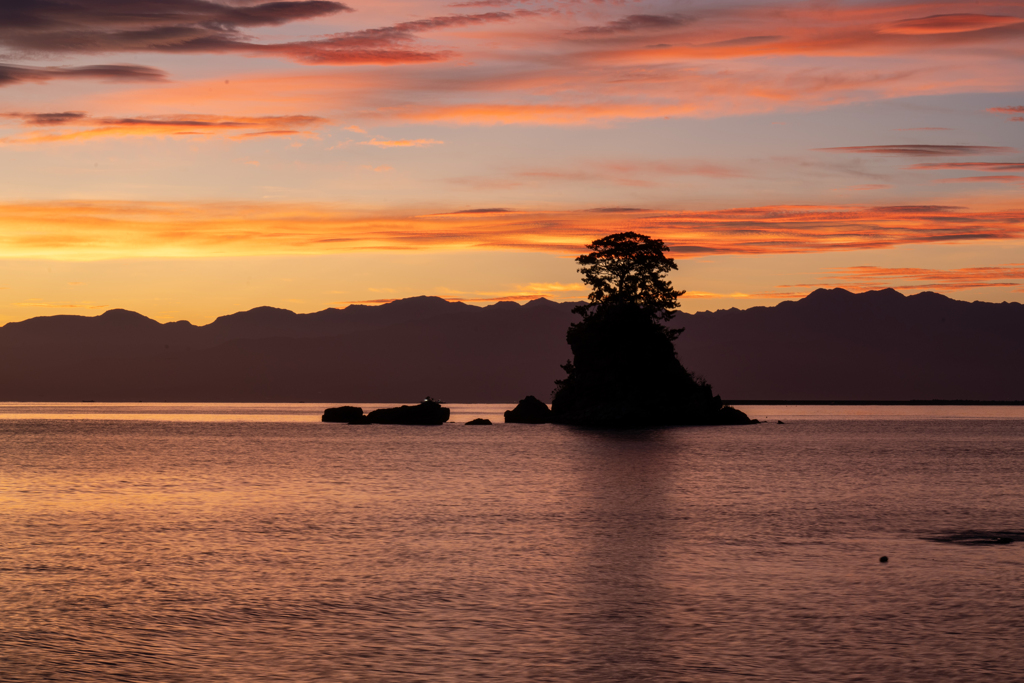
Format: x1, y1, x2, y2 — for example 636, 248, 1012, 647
2, 403, 1023, 682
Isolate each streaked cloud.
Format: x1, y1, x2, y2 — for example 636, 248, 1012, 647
575, 14, 693, 35
813, 264, 1024, 292
878, 14, 1023, 35
0, 0, 350, 53
360, 138, 444, 147
2, 200, 1022, 260
3, 1, 1022, 126
908, 162, 1024, 171
1, 113, 326, 142
989, 105, 1024, 122
817, 145, 1016, 156
0, 1, 518, 67
0, 63, 166, 88
263, 12, 518, 65
935, 175, 1022, 183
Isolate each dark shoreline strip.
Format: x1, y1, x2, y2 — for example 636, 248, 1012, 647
725, 400, 1024, 406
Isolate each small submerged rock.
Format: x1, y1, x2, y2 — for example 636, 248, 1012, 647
921, 530, 1024, 545
466, 418, 492, 426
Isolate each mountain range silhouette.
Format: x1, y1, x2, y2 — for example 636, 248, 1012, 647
1, 288, 1020, 402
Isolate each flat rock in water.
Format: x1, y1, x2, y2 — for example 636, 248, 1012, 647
466, 418, 492, 425
366, 401, 450, 425
322, 405, 364, 423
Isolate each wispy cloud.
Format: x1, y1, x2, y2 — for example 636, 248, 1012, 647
1, 112, 326, 142
908, 162, 1024, 171
878, 14, 1023, 35
575, 14, 693, 36
0, 0, 350, 54
0, 2, 518, 67
989, 105, 1024, 122
360, 138, 444, 147
935, 175, 1022, 183
3, 1, 1023, 127
271, 12, 516, 65
817, 145, 1016, 156
799, 264, 1024, 293
0, 63, 166, 88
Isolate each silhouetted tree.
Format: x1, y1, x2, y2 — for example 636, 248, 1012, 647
574, 231, 684, 334
552, 231, 752, 427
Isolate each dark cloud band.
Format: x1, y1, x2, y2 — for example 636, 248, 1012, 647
0, 0, 351, 53
0, 64, 166, 87
575, 14, 692, 35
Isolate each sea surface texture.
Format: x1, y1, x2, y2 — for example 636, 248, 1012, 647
2, 403, 1023, 682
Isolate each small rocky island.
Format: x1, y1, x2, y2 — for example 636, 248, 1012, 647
323, 234, 754, 429
550, 232, 754, 428
504, 396, 552, 423
322, 399, 450, 425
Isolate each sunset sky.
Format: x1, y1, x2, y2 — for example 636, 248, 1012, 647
1, 0, 1022, 324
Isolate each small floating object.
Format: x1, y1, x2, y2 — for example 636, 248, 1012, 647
879, 556, 888, 563
777, 420, 785, 424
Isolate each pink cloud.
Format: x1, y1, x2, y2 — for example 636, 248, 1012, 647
817, 145, 1016, 156
935, 175, 1022, 183
878, 14, 1023, 35
360, 138, 444, 147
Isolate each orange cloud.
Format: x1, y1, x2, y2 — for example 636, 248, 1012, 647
39, 0, 1018, 130
2, 201, 1023, 260
812, 264, 1024, 292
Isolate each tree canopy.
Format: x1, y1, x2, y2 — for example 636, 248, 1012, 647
575, 232, 684, 325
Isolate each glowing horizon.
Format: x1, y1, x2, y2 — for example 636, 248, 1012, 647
2, 0, 1023, 323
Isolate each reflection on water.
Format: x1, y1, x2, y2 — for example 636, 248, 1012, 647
2, 407, 1023, 681
0, 402, 512, 422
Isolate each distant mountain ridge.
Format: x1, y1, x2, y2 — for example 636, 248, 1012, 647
0, 297, 577, 402
1, 289, 1021, 401
675, 288, 1024, 401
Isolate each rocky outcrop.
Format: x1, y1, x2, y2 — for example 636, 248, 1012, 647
552, 304, 755, 428
466, 418, 492, 425
504, 395, 552, 423
365, 400, 450, 425
322, 405, 365, 423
